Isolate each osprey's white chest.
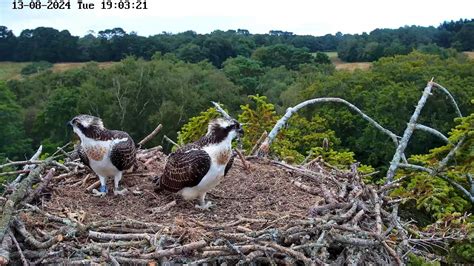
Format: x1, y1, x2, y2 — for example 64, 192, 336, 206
81, 137, 127, 177
198, 141, 232, 190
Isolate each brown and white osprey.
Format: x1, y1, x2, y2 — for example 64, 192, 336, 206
158, 118, 244, 210
68, 115, 136, 197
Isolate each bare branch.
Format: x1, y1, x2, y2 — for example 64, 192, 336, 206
437, 135, 466, 173
386, 81, 434, 182
8, 231, 28, 266
88, 231, 151, 241
12, 145, 43, 185
432, 82, 462, 117
24, 168, 56, 204
0, 160, 43, 170
138, 124, 162, 147
163, 135, 180, 148
249, 131, 267, 156
414, 124, 449, 143
211, 101, 232, 120
399, 163, 474, 203
398, 163, 433, 174
235, 149, 249, 170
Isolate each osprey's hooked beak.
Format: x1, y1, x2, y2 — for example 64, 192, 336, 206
66, 120, 73, 127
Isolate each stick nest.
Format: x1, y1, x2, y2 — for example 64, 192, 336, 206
0, 147, 467, 265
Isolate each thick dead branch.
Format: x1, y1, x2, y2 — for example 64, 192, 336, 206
12, 145, 43, 185
24, 168, 56, 204
370, 188, 383, 235
138, 124, 163, 147
13, 218, 63, 249
386, 80, 434, 182
0, 160, 50, 243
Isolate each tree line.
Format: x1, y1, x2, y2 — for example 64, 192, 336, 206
0, 18, 472, 65
2, 51, 472, 170
338, 19, 474, 62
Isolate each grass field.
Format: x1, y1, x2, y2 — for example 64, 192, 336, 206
322, 52, 372, 71
323, 51, 338, 59
464, 51, 474, 59
0, 61, 116, 80
0, 62, 30, 80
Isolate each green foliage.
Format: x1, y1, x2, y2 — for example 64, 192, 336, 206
238, 95, 279, 150
178, 95, 373, 169
0, 81, 31, 159
450, 236, 474, 263
222, 56, 264, 94
177, 107, 221, 144
1, 19, 473, 63
281, 51, 474, 174
175, 43, 209, 63
407, 253, 441, 266
6, 56, 243, 154
20, 61, 53, 76
251, 44, 314, 70
313, 52, 331, 64
337, 20, 474, 62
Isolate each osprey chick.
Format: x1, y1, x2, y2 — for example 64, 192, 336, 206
68, 115, 136, 197
158, 118, 243, 210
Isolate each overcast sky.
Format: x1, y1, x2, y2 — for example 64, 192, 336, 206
1, 0, 473, 36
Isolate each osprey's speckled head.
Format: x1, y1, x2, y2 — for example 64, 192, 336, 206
207, 118, 244, 143
68, 115, 105, 140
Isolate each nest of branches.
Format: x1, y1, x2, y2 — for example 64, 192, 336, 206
0, 139, 467, 266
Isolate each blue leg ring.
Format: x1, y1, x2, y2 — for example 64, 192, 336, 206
99, 185, 108, 193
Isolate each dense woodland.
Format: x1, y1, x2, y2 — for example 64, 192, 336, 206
0, 19, 473, 263
0, 19, 473, 65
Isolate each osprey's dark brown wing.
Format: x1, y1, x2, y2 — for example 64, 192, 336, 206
160, 149, 211, 192
110, 130, 136, 171
77, 145, 90, 168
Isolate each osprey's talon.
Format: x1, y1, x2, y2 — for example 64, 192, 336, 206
114, 187, 128, 196
195, 201, 214, 211
92, 185, 107, 197
92, 189, 107, 197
